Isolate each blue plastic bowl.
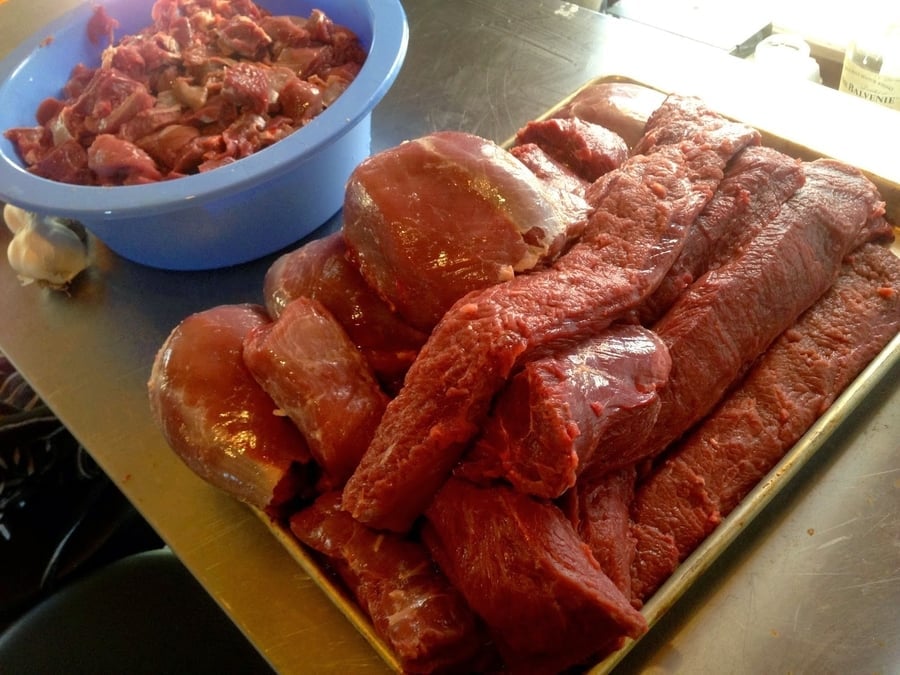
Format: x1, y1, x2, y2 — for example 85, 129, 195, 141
0, 0, 407, 270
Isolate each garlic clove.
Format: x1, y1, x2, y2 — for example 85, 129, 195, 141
6, 212, 90, 290
3, 203, 32, 235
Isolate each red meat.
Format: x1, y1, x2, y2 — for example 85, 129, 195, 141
631, 242, 900, 599
290, 492, 493, 674
513, 116, 628, 182
342, 131, 577, 331
243, 297, 388, 491
422, 477, 647, 674
343, 109, 758, 532
457, 324, 671, 499
620, 159, 888, 474
263, 232, 428, 392
147, 304, 314, 516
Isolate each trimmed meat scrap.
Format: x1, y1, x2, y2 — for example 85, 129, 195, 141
343, 109, 758, 533
243, 296, 389, 491
422, 477, 647, 674
631, 242, 900, 600
457, 324, 671, 499
147, 304, 314, 515
290, 492, 493, 675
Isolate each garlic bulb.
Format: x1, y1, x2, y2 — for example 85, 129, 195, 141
4, 204, 90, 290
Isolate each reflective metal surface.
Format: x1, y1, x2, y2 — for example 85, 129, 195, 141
1, 1, 898, 673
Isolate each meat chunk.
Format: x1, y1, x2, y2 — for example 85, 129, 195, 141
631, 242, 900, 599
263, 233, 428, 392
561, 465, 639, 603
552, 81, 667, 149
147, 304, 314, 515
243, 297, 389, 491
422, 477, 647, 674
342, 131, 576, 331
619, 159, 888, 473
290, 492, 492, 674
513, 116, 629, 182
343, 109, 758, 532
457, 324, 671, 499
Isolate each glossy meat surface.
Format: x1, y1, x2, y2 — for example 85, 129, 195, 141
342, 130, 573, 331
243, 297, 388, 490
147, 304, 313, 513
263, 232, 427, 391
343, 109, 756, 532
458, 324, 671, 498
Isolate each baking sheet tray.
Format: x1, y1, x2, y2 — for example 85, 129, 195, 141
254, 74, 900, 674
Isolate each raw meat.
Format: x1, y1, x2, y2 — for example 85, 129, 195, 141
243, 296, 389, 491
457, 324, 671, 499
639, 145, 806, 324
147, 304, 314, 515
263, 232, 428, 392
290, 492, 492, 674
560, 465, 639, 603
619, 159, 888, 473
343, 108, 758, 532
422, 477, 647, 674
513, 116, 629, 182
341, 130, 577, 331
4, 1, 366, 184
552, 80, 666, 149
630, 242, 900, 599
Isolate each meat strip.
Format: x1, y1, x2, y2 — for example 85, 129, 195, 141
630, 242, 900, 599
343, 109, 759, 532
421, 477, 647, 674
615, 159, 888, 474
639, 145, 806, 324
290, 492, 493, 674
457, 324, 670, 499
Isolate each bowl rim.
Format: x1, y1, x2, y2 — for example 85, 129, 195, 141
0, 0, 408, 220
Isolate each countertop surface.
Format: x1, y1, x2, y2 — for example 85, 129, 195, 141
1, 1, 898, 673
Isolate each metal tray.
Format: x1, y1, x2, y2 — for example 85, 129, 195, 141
256, 74, 900, 674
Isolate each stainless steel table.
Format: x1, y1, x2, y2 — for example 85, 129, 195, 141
1, 1, 898, 673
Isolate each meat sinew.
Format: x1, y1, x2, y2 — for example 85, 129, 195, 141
243, 296, 389, 491
343, 108, 759, 533
457, 324, 671, 499
422, 477, 647, 674
630, 242, 900, 599
263, 232, 428, 392
341, 130, 580, 332
290, 492, 493, 674
147, 304, 314, 515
